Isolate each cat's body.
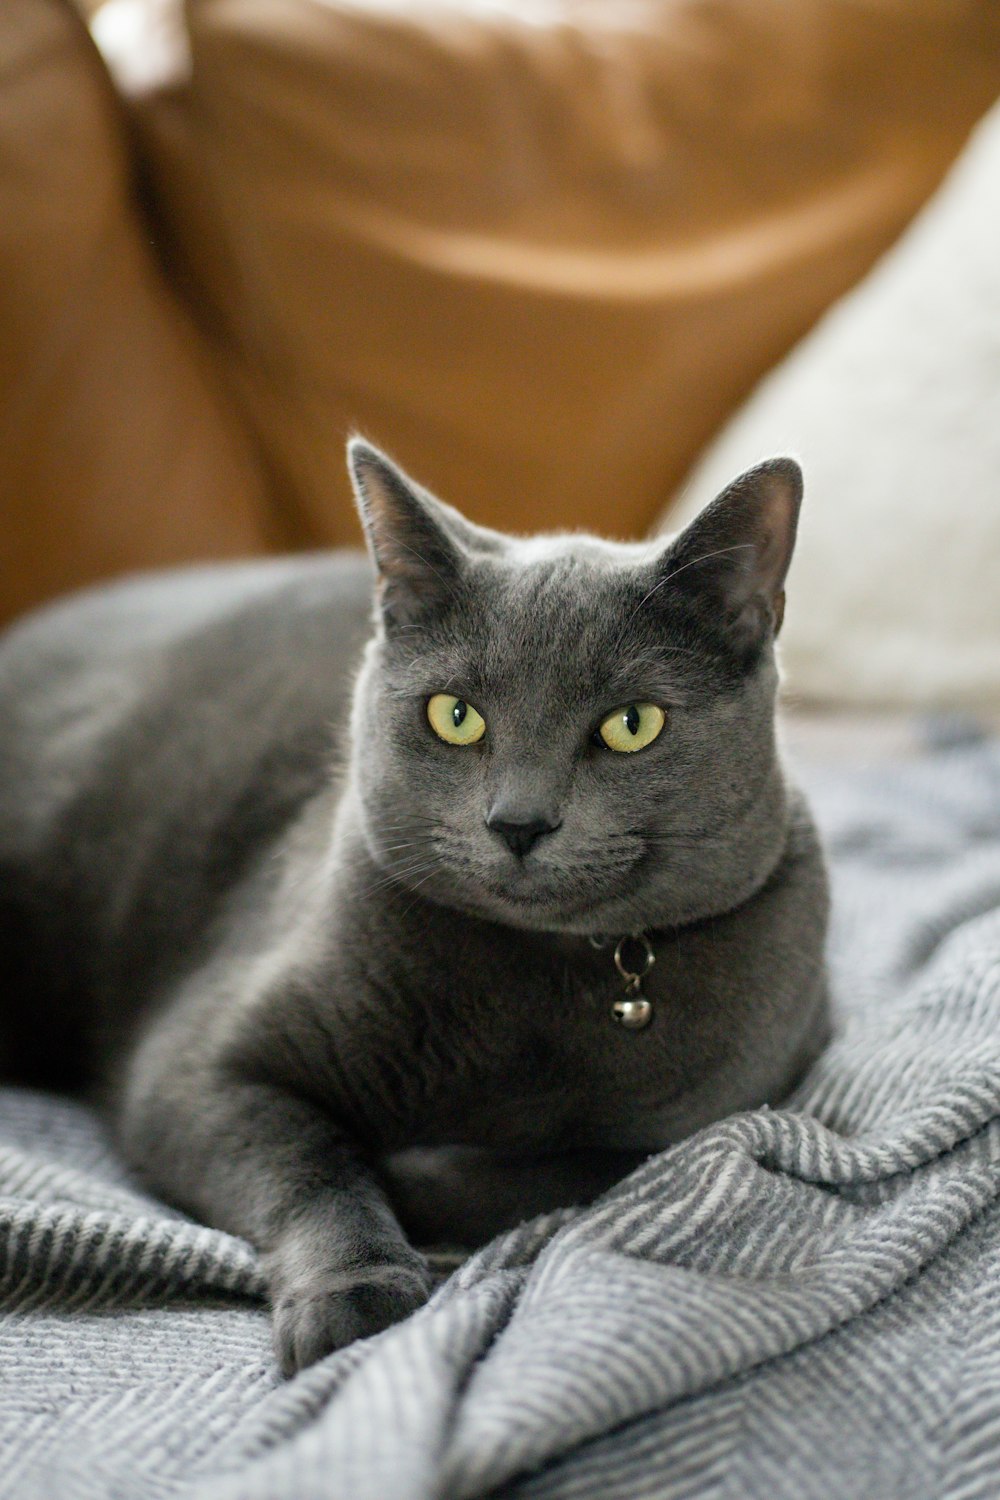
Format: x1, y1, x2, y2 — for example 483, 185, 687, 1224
0, 445, 829, 1372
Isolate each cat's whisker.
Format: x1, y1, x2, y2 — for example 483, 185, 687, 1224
374, 820, 427, 832
395, 868, 448, 921
361, 854, 442, 899
383, 849, 441, 871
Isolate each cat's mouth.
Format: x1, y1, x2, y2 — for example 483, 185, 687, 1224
383, 833, 644, 929
472, 867, 622, 927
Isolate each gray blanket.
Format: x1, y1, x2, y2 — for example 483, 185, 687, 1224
4, 732, 1000, 1499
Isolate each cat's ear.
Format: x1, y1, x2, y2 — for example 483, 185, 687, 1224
347, 439, 464, 626
655, 458, 802, 652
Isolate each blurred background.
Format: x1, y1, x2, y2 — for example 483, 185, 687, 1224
2, 0, 999, 712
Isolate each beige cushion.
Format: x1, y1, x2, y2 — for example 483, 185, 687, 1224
0, 0, 274, 626
119, 0, 1000, 544
661, 93, 1000, 712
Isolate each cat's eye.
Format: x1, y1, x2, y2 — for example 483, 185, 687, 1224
597, 702, 665, 754
427, 694, 487, 746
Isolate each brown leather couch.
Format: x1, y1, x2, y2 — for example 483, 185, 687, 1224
3, 0, 999, 625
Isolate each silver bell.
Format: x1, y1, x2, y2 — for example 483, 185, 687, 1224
612, 997, 652, 1029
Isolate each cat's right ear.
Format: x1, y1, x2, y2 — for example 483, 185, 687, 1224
347, 439, 464, 627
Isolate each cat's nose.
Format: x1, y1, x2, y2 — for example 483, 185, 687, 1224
486, 809, 561, 859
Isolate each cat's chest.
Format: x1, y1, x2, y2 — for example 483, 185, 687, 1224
351, 923, 711, 1154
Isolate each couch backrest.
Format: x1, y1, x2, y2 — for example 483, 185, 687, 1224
5, 0, 1000, 622
120, 0, 1000, 544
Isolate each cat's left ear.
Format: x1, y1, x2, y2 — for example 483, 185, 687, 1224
656, 458, 803, 650
348, 439, 466, 626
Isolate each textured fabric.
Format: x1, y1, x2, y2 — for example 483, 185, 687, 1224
663, 88, 1000, 712
4, 731, 1000, 1496
118, 0, 1000, 544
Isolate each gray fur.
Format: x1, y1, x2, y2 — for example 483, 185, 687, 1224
0, 443, 829, 1374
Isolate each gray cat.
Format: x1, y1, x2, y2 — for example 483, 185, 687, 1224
0, 441, 829, 1374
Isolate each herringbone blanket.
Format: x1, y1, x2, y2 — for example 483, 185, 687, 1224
3, 732, 1000, 1499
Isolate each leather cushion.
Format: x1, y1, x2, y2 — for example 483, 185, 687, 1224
124, 0, 1000, 542
0, 0, 275, 625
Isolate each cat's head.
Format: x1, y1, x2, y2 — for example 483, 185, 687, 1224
345, 440, 801, 936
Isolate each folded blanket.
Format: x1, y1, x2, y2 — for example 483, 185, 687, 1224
3, 732, 1000, 1499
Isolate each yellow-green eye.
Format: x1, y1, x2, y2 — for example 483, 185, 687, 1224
598, 702, 665, 753
427, 694, 487, 746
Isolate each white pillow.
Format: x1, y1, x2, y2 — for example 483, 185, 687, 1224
662, 96, 1000, 710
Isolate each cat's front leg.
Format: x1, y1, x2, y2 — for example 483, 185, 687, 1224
118, 1070, 431, 1375
265, 1173, 432, 1375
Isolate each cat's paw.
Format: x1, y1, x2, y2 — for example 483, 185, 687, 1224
271, 1258, 433, 1376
